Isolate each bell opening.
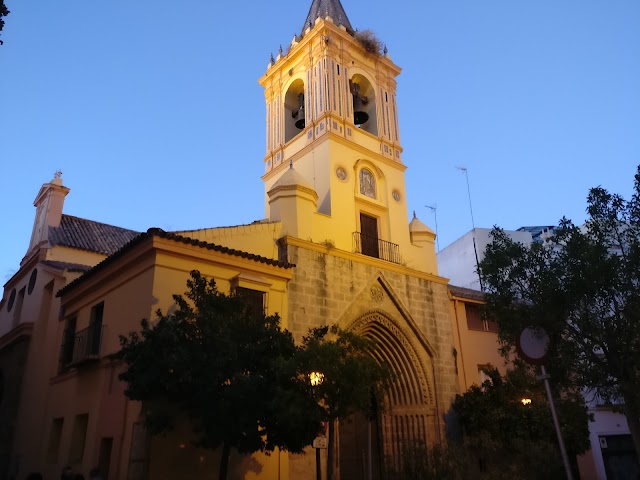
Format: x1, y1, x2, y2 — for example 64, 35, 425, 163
293, 93, 305, 129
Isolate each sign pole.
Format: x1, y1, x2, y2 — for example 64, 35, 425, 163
540, 365, 574, 480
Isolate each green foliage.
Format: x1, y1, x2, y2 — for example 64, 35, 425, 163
115, 271, 393, 480
0, 0, 9, 45
479, 165, 640, 456
453, 366, 590, 479
115, 271, 323, 460
296, 325, 393, 421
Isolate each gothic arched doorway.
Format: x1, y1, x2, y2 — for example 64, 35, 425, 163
339, 310, 436, 479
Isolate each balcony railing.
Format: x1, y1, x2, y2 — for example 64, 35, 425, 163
59, 325, 104, 370
353, 232, 401, 264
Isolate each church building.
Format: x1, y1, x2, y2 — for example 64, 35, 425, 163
0, 1, 486, 479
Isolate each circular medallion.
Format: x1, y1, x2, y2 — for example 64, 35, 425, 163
370, 285, 384, 302
336, 167, 348, 181
392, 190, 401, 202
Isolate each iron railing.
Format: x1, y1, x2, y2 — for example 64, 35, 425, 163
353, 232, 401, 264
59, 325, 104, 370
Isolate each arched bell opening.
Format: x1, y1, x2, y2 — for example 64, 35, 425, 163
350, 74, 378, 136
340, 311, 435, 478
284, 79, 306, 143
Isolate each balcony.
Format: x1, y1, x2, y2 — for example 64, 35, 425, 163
353, 232, 401, 264
59, 325, 104, 370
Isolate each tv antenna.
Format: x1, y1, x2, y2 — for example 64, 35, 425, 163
425, 204, 439, 252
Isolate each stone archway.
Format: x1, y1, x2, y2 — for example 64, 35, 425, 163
338, 310, 436, 478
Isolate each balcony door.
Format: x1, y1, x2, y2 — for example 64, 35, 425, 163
360, 213, 379, 259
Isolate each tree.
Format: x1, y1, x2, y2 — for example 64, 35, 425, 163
479, 165, 640, 461
452, 365, 591, 479
296, 326, 393, 480
0, 0, 8, 45
115, 271, 324, 480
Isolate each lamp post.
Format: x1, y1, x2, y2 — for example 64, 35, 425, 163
310, 372, 325, 480
517, 327, 574, 480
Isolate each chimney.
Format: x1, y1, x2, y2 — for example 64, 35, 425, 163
27, 171, 70, 255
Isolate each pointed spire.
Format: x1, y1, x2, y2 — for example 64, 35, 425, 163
301, 0, 354, 35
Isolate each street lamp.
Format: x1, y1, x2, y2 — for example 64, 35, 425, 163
309, 372, 326, 480
310, 371, 324, 387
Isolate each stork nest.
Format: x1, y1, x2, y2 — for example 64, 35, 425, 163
353, 29, 383, 56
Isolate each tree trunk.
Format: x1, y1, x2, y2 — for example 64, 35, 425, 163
218, 442, 231, 480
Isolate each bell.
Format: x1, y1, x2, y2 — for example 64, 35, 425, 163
353, 96, 369, 126
293, 93, 305, 129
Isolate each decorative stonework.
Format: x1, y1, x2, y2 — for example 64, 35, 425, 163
336, 167, 348, 181
349, 310, 434, 405
370, 285, 383, 302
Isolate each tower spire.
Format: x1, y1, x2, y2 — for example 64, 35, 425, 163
301, 0, 354, 35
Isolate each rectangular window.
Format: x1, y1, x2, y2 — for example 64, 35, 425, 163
89, 302, 104, 356
465, 304, 484, 331
68, 413, 89, 464
98, 437, 113, 479
59, 315, 77, 371
236, 288, 265, 315
465, 304, 498, 332
47, 417, 64, 463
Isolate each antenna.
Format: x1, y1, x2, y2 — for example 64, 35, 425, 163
425, 204, 439, 252
455, 166, 475, 230
456, 166, 483, 290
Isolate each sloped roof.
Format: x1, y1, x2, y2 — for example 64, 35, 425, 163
448, 285, 485, 302
302, 0, 354, 34
49, 214, 140, 255
57, 228, 295, 298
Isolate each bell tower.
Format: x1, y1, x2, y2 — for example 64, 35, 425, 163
260, 0, 437, 274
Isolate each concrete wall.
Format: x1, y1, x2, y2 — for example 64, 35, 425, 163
437, 228, 532, 290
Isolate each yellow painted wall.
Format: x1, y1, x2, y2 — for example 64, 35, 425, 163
449, 296, 505, 392
38, 236, 294, 480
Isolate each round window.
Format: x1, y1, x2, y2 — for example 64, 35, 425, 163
28, 269, 38, 295
7, 289, 16, 312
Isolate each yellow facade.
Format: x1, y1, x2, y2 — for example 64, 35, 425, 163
0, 1, 512, 479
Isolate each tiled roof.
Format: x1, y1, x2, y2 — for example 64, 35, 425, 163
302, 0, 354, 34
57, 228, 295, 298
448, 285, 485, 302
49, 215, 140, 255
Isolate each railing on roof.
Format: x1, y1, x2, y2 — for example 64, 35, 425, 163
59, 325, 104, 370
353, 232, 401, 264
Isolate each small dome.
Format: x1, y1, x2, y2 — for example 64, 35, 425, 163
271, 165, 314, 191
409, 216, 435, 234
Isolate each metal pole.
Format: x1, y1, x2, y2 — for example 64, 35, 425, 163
425, 204, 440, 252
540, 365, 574, 480
316, 448, 321, 480
367, 419, 372, 480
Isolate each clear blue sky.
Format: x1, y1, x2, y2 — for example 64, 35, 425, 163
1, 0, 639, 282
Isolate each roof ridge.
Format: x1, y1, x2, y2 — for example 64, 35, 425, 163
61, 213, 138, 232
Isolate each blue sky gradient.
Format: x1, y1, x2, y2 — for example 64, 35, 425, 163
1, 0, 639, 281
